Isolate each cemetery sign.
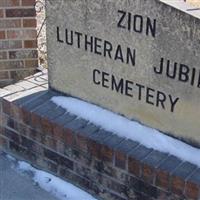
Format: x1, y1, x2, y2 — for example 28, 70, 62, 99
47, 0, 200, 144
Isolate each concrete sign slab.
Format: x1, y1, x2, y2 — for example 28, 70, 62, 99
46, 0, 200, 145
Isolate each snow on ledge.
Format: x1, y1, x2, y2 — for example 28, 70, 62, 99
52, 96, 200, 167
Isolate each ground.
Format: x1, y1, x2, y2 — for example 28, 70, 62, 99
0, 151, 58, 200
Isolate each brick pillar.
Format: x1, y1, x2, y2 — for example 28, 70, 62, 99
0, 0, 38, 87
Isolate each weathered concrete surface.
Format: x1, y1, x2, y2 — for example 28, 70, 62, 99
0, 152, 58, 200
46, 0, 200, 145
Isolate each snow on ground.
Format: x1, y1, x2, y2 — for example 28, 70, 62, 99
52, 96, 200, 167
13, 159, 97, 200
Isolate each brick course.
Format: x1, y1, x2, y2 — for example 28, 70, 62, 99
0, 0, 38, 87
0, 72, 200, 200
0, 0, 20, 7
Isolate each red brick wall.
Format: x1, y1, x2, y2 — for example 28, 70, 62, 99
0, 73, 200, 200
0, 0, 38, 87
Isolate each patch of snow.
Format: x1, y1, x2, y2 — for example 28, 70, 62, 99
52, 96, 200, 167
17, 161, 97, 200
6, 154, 16, 162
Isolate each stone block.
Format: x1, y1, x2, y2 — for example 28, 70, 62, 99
46, 0, 200, 147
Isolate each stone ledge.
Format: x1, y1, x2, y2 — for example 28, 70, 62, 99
0, 72, 200, 200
